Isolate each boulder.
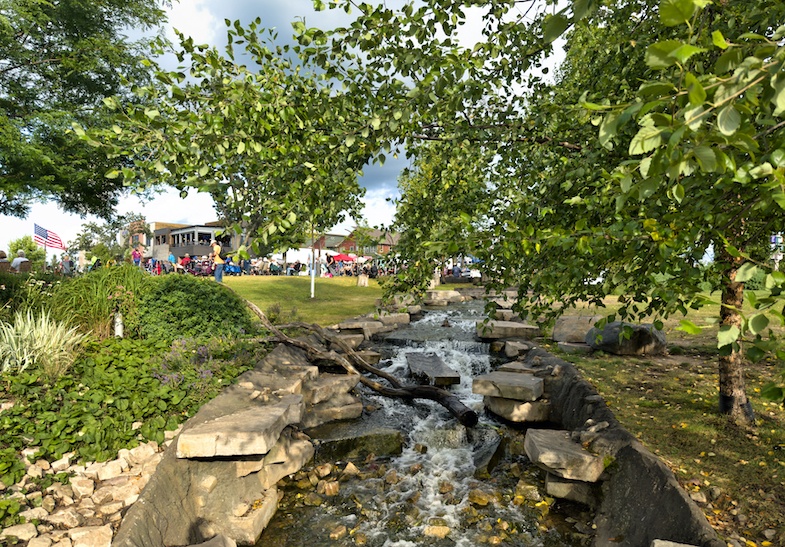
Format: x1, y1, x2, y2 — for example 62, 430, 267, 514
476, 321, 539, 340
176, 394, 304, 458
424, 289, 463, 306
473, 371, 544, 401
585, 321, 667, 355
484, 396, 551, 423
406, 353, 460, 387
524, 429, 605, 482
552, 315, 601, 343
504, 341, 532, 358
545, 472, 597, 507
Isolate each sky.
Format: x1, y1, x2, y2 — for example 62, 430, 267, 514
0, 0, 404, 259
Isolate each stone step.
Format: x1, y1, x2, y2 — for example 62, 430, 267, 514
545, 472, 597, 507
524, 429, 605, 482
354, 349, 382, 365
176, 394, 304, 458
484, 396, 551, 422
301, 392, 363, 429
375, 312, 411, 326
557, 342, 593, 354
476, 320, 540, 340
424, 289, 463, 306
406, 353, 460, 387
303, 373, 361, 405
337, 320, 388, 339
333, 334, 364, 350
472, 371, 544, 401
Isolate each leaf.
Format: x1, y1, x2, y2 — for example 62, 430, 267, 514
717, 105, 740, 136
748, 314, 769, 335
685, 73, 706, 106
771, 74, 785, 116
677, 319, 703, 335
670, 44, 706, 64
105, 169, 121, 179
543, 13, 570, 44
345, 135, 356, 147
717, 325, 740, 348
660, 0, 699, 27
645, 40, 682, 69
672, 183, 684, 203
693, 145, 716, 171
629, 125, 665, 155
712, 30, 729, 50
735, 262, 758, 282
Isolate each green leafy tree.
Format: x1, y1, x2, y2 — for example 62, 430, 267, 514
69, 213, 150, 261
84, 22, 371, 264
0, 0, 168, 218
295, 0, 785, 424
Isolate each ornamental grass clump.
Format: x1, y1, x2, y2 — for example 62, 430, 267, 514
0, 309, 89, 381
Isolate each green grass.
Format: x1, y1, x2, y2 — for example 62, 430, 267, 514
224, 275, 384, 326
549, 294, 785, 545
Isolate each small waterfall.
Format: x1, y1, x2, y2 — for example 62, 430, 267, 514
260, 303, 576, 547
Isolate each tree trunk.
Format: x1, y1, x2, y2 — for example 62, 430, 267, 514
717, 252, 755, 425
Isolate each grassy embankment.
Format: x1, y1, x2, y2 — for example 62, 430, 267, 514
224, 275, 384, 326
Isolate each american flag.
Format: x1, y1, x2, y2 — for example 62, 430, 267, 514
34, 224, 67, 250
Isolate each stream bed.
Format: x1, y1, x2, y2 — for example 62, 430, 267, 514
258, 302, 592, 546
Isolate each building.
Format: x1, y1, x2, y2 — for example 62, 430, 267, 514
338, 228, 400, 256
134, 221, 240, 260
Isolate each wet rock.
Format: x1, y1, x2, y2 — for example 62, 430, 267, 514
424, 525, 450, 539
473, 371, 544, 402
329, 525, 348, 540
468, 489, 495, 506
307, 424, 403, 464
545, 473, 597, 507
302, 492, 324, 506
484, 396, 551, 423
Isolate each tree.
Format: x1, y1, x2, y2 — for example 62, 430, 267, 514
69, 213, 151, 260
294, 0, 785, 424
0, 0, 167, 218
8, 235, 45, 271
85, 21, 373, 265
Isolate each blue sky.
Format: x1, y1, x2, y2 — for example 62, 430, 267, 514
0, 0, 402, 258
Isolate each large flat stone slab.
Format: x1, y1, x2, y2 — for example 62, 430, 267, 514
552, 315, 602, 343
476, 320, 539, 340
301, 393, 363, 429
546, 472, 597, 507
524, 429, 605, 482
303, 373, 361, 405
472, 371, 544, 401
484, 396, 550, 422
424, 289, 463, 305
177, 394, 304, 458
376, 312, 411, 326
406, 353, 460, 387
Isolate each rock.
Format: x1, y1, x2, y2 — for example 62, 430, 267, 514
375, 312, 410, 326
467, 489, 495, 506
406, 352, 460, 386
557, 342, 593, 354
545, 473, 597, 507
186, 535, 237, 547
504, 341, 531, 358
689, 491, 708, 504
70, 477, 95, 499
423, 525, 450, 539
585, 321, 667, 356
256, 438, 315, 489
472, 372, 544, 402
127, 442, 158, 466
354, 350, 382, 365
650, 541, 701, 547
484, 396, 551, 422
336, 320, 386, 340
300, 392, 363, 429
45, 507, 84, 528
476, 321, 539, 340
524, 429, 605, 482
302, 374, 361, 405
468, 427, 504, 478
306, 425, 403, 464
19, 506, 49, 521
176, 394, 304, 458
552, 316, 602, 343
0, 523, 38, 542
68, 524, 113, 546
96, 460, 125, 482
424, 289, 463, 305
334, 334, 364, 350
329, 525, 348, 540
28, 537, 54, 547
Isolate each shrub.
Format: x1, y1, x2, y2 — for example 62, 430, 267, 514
137, 275, 256, 341
0, 272, 61, 323
50, 265, 150, 339
0, 309, 88, 382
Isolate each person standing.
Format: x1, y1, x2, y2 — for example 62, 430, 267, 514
211, 239, 225, 283
60, 254, 74, 276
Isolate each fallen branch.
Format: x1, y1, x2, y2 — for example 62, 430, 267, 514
243, 299, 478, 427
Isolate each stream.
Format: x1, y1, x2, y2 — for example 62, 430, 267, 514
258, 302, 589, 547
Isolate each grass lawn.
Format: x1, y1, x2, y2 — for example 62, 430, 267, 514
224, 275, 384, 326
551, 295, 785, 545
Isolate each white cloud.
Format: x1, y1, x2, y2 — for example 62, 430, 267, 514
166, 0, 219, 45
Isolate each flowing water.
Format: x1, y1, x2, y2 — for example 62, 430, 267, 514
259, 302, 584, 547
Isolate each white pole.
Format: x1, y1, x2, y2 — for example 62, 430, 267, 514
310, 224, 316, 299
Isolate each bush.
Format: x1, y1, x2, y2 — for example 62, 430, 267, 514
0, 309, 88, 382
137, 275, 256, 341
0, 272, 62, 323
50, 265, 150, 339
